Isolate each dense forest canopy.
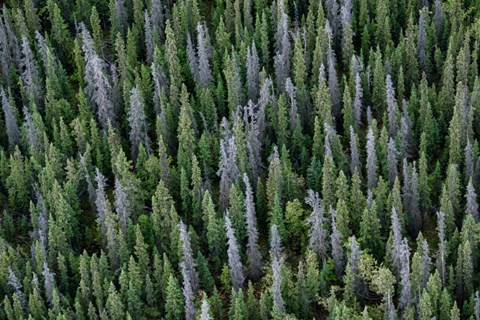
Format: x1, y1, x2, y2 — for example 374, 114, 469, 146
0, 0, 480, 319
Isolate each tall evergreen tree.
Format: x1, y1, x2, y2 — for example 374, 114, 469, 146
166, 273, 184, 320
177, 85, 196, 176
417, 8, 429, 76
165, 20, 182, 106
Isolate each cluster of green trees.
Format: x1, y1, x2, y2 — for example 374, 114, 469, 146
0, 0, 480, 318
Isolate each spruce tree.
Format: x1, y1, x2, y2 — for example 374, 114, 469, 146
180, 262, 196, 320
366, 126, 377, 190
81, 24, 114, 128
327, 34, 341, 115
225, 212, 245, 290
436, 211, 447, 286
273, 0, 291, 93
42, 262, 55, 305
0, 86, 20, 148
390, 207, 403, 277
243, 174, 262, 279
399, 239, 412, 310
177, 85, 196, 177
331, 208, 344, 276
165, 274, 184, 320
20, 36, 42, 105
200, 295, 212, 320
196, 22, 212, 88
217, 118, 240, 209
385, 74, 398, 138
246, 41, 260, 102
353, 72, 363, 128
305, 190, 328, 261
270, 224, 285, 314
106, 282, 124, 320
465, 178, 478, 222
202, 191, 226, 268
359, 201, 382, 258
165, 20, 182, 106
179, 220, 199, 291
128, 86, 150, 158
8, 268, 24, 309
417, 8, 429, 76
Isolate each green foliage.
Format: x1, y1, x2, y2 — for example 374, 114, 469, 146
0, 0, 479, 318
165, 274, 184, 320
284, 199, 307, 253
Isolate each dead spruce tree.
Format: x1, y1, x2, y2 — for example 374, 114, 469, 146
0, 86, 20, 147
243, 173, 262, 278
353, 73, 363, 127
114, 178, 131, 235
180, 261, 196, 320
243, 100, 263, 181
465, 178, 479, 222
305, 190, 328, 261
128, 86, 151, 158
179, 220, 199, 291
270, 224, 285, 314
217, 118, 240, 209
246, 41, 260, 102
196, 22, 212, 87
20, 36, 42, 105
350, 126, 361, 176
331, 207, 344, 276
225, 212, 245, 290
437, 210, 447, 286
81, 24, 114, 129
385, 74, 398, 137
